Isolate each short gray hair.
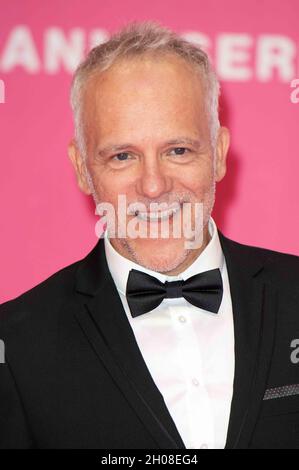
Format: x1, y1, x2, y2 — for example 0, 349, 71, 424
70, 20, 220, 158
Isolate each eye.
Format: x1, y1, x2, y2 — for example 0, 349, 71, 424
112, 152, 130, 161
169, 147, 190, 156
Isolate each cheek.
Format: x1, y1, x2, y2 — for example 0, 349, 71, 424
92, 173, 137, 208
178, 164, 214, 196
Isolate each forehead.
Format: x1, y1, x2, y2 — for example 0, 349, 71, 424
81, 53, 209, 144
84, 53, 205, 110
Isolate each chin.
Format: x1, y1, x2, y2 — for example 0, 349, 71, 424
126, 237, 189, 273
132, 235, 185, 251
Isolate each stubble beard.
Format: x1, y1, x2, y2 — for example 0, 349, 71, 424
115, 179, 217, 274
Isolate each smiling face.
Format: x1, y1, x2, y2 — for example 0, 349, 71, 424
69, 53, 230, 275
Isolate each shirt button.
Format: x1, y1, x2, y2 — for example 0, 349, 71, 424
192, 378, 199, 386
178, 315, 186, 323
200, 443, 209, 449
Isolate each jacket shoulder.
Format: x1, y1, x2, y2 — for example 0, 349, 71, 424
0, 256, 83, 330
219, 231, 299, 279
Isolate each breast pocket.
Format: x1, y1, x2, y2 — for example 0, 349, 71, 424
260, 393, 299, 417
250, 396, 299, 449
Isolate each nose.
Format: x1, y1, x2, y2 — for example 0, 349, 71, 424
135, 156, 173, 199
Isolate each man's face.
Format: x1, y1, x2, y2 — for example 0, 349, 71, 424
69, 53, 229, 274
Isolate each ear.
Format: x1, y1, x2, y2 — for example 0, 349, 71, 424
68, 139, 92, 195
214, 126, 230, 183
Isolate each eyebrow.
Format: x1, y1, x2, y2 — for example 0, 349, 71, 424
97, 137, 201, 156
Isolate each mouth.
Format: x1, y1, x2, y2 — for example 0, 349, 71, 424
134, 203, 181, 222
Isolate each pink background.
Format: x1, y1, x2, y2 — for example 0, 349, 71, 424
0, 0, 298, 304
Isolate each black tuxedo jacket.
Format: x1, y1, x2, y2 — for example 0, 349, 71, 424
1, 231, 299, 449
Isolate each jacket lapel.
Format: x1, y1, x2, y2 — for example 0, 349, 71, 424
218, 231, 278, 449
73, 238, 186, 449
73, 230, 278, 450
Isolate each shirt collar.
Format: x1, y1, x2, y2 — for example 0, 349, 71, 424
104, 216, 224, 296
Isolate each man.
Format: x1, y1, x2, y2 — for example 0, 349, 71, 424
0, 21, 299, 449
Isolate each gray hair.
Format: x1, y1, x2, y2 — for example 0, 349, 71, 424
70, 20, 220, 159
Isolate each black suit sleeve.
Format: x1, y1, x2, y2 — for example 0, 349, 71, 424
0, 360, 34, 449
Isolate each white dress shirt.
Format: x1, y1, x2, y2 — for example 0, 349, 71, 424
104, 216, 235, 449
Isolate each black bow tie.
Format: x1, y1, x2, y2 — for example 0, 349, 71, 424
126, 268, 223, 318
